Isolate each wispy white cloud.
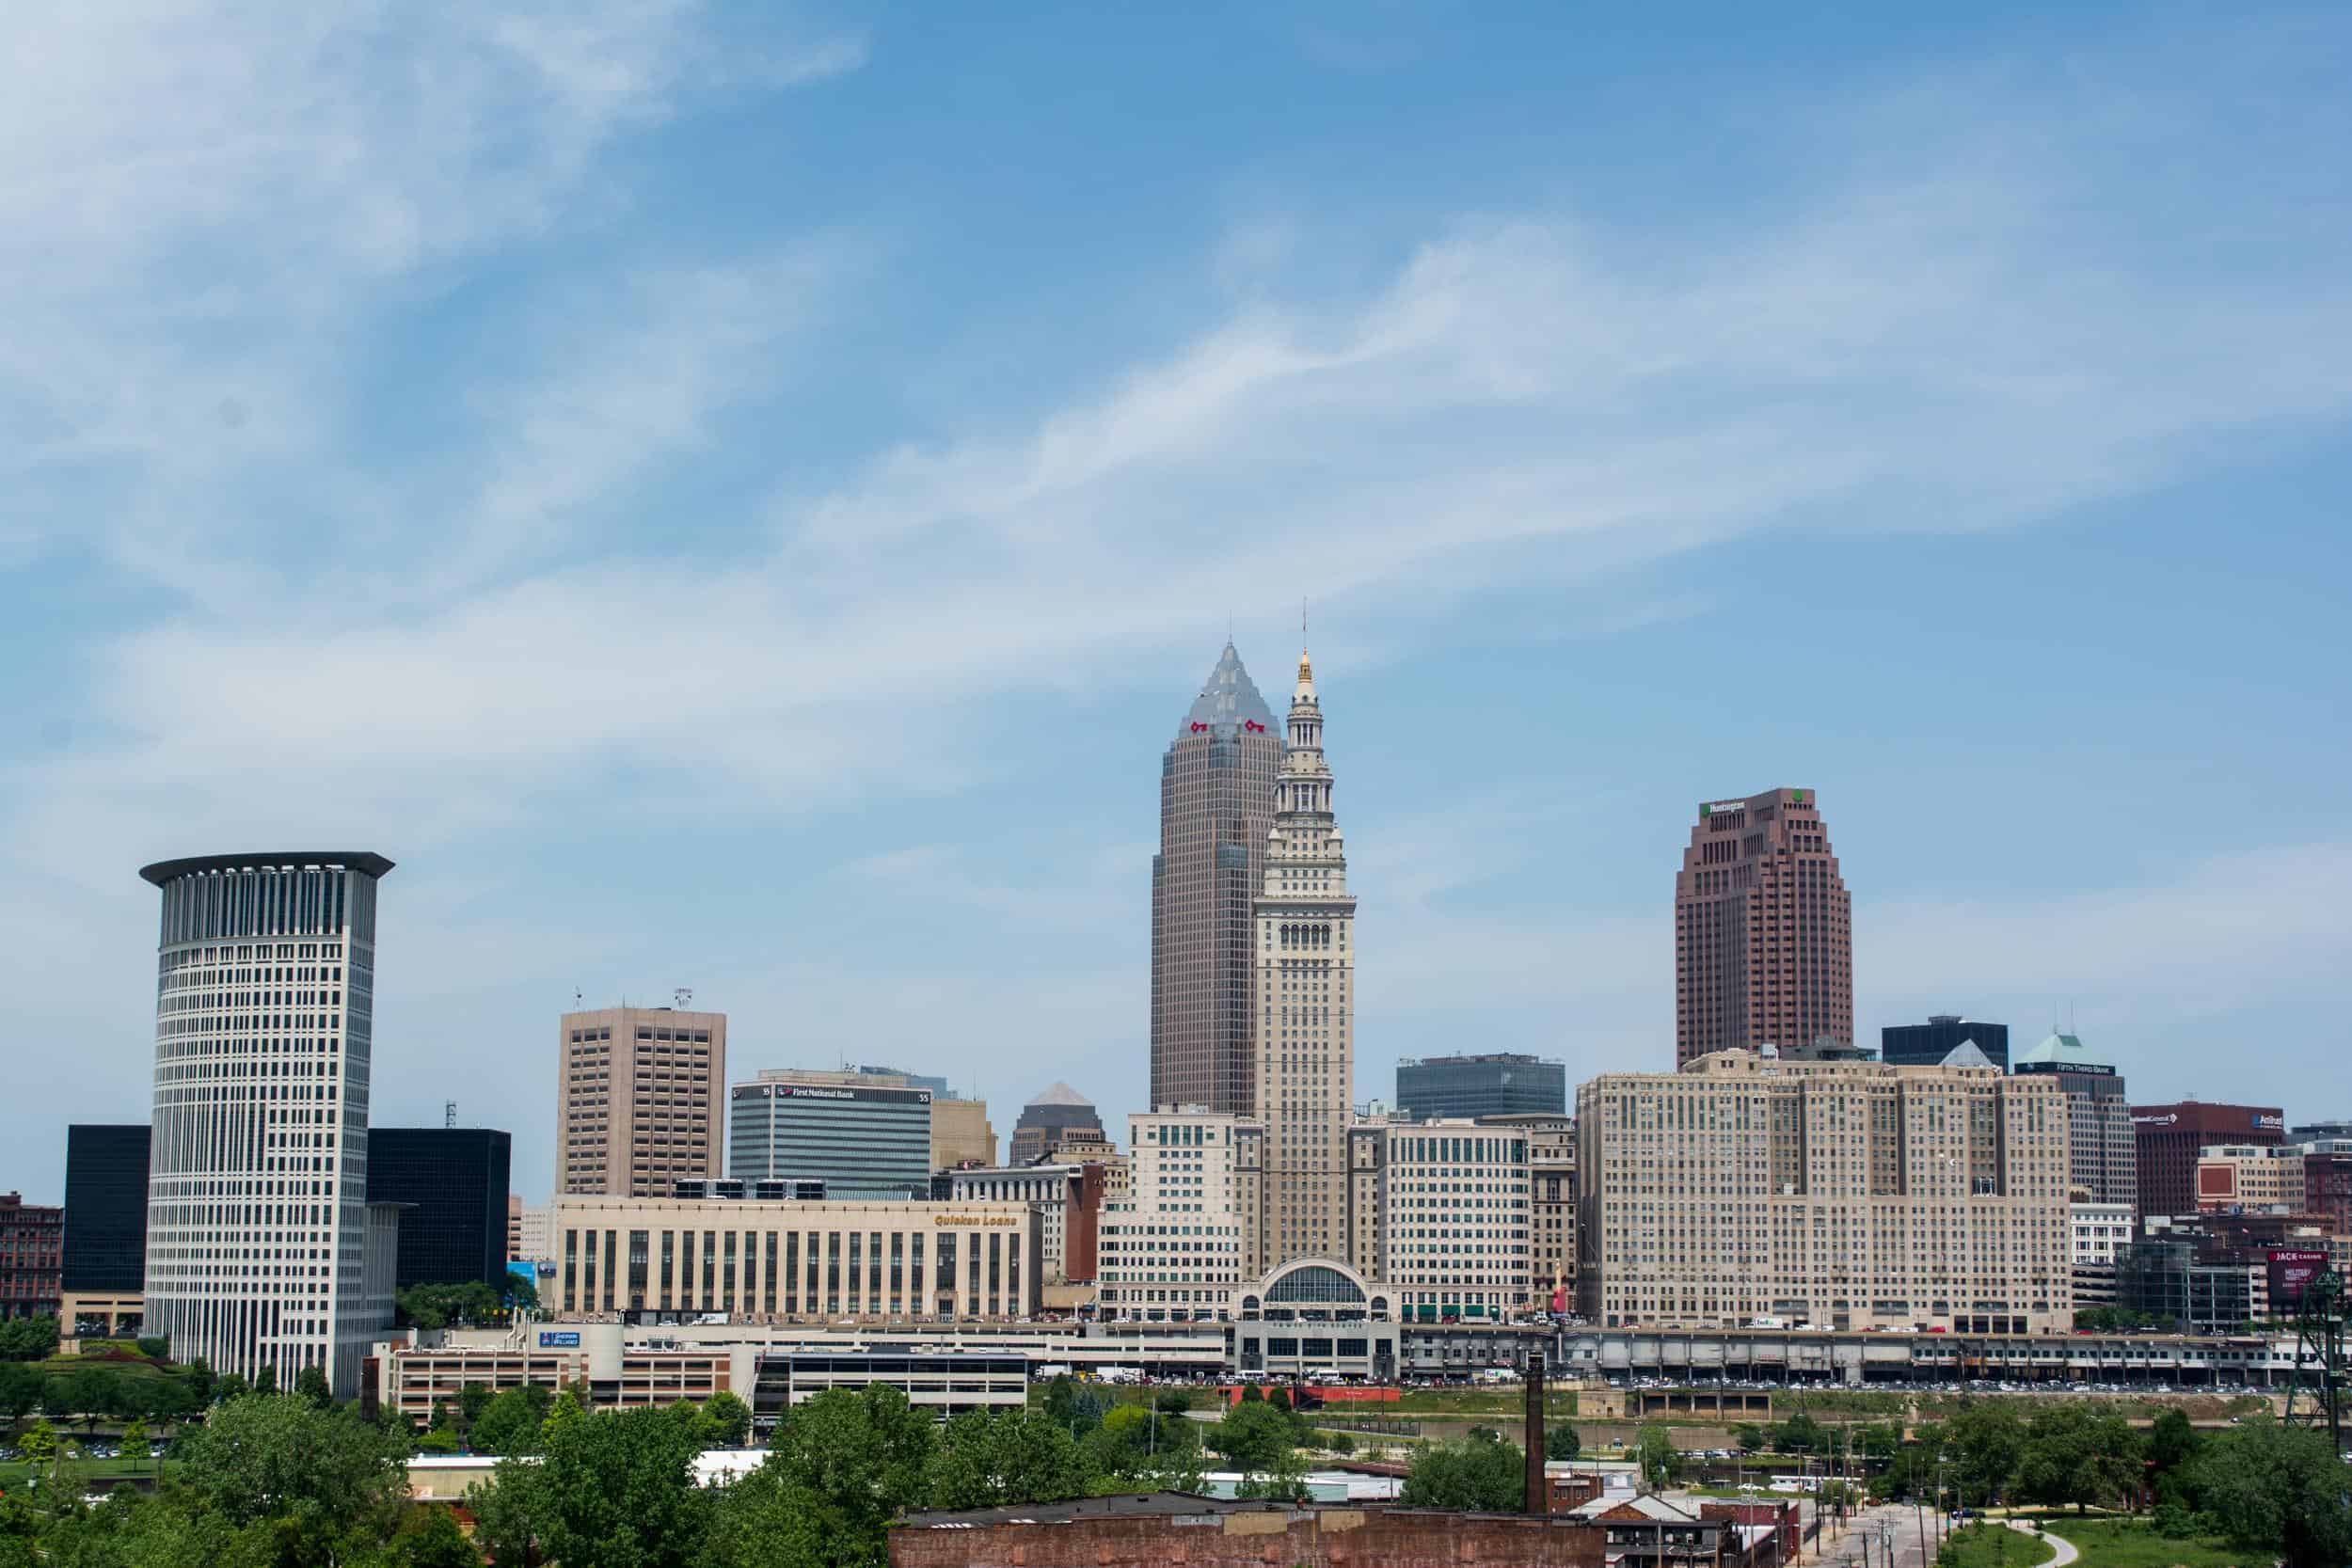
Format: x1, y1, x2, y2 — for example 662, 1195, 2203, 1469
2, 13, 2346, 1192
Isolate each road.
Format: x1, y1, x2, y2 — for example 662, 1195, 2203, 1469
1809, 1508, 2072, 1568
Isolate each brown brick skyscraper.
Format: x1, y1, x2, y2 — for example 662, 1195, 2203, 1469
1152, 643, 1280, 1116
1674, 788, 1851, 1067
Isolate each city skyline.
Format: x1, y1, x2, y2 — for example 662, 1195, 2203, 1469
7, 6, 2352, 1203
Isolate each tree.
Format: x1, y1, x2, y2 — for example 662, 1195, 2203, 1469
1774, 1410, 1824, 1455
1545, 1424, 1581, 1461
529, 1406, 713, 1568
2148, 1406, 2200, 1475
702, 1461, 831, 1568
119, 1417, 148, 1455
468, 1456, 554, 1568
0, 1363, 40, 1423
394, 1505, 484, 1568
755, 1386, 936, 1568
701, 1391, 755, 1449
1238, 1383, 1263, 1402
400, 1281, 506, 1331
1731, 1422, 1766, 1453
0, 1317, 58, 1362
1152, 1388, 1195, 1415
46, 1368, 113, 1436
213, 1371, 248, 1405
1401, 1436, 1524, 1511
504, 1272, 542, 1314
253, 1365, 278, 1396
183, 1358, 215, 1407
1211, 1398, 1295, 1474
1942, 1401, 2026, 1511
1085, 1403, 1203, 1489
295, 1363, 335, 1411
2016, 1404, 2142, 1513
456, 1381, 496, 1432
469, 1385, 555, 1457
135, 1337, 170, 1361
1633, 1426, 1683, 1493
1038, 1375, 1110, 1437
168, 1392, 413, 1564
1264, 1386, 1292, 1412
542, 1388, 586, 1444
927, 1409, 1089, 1512
1234, 1442, 1311, 1503
18, 1420, 56, 1468
2188, 1416, 2352, 1568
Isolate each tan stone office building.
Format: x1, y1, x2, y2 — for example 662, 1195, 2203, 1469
1097, 1109, 1263, 1323
1253, 647, 1358, 1269
1578, 1049, 2073, 1334
1486, 1112, 1577, 1314
556, 1006, 726, 1197
547, 1196, 1041, 1321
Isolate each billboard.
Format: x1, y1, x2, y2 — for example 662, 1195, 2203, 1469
2268, 1249, 2327, 1306
538, 1330, 581, 1348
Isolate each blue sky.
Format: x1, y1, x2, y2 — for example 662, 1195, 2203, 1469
4, 2, 2348, 1203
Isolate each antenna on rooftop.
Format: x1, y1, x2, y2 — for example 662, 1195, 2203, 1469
444, 1100, 457, 1129
674, 987, 692, 1011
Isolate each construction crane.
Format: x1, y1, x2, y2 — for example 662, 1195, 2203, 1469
2283, 1265, 2345, 1454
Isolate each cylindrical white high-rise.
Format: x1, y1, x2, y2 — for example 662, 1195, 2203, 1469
139, 852, 393, 1396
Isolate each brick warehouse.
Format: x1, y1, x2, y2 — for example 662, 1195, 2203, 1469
890, 1496, 1607, 1568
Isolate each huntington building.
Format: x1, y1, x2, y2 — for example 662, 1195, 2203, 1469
1578, 1049, 2072, 1335
546, 1196, 1041, 1320
1151, 642, 1281, 1117
139, 852, 395, 1396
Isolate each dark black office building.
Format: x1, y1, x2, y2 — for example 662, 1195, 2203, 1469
365, 1128, 511, 1291
1395, 1053, 1566, 1120
63, 1124, 151, 1294
1879, 1014, 2010, 1071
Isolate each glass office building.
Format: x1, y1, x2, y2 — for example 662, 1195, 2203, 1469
728, 1081, 932, 1198
366, 1128, 513, 1290
1394, 1053, 1565, 1121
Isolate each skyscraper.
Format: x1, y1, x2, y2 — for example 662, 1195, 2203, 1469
2132, 1101, 2285, 1221
1253, 647, 1358, 1267
556, 1006, 726, 1198
1673, 788, 1852, 1067
1882, 1015, 2010, 1071
2011, 1032, 2136, 1211
63, 1125, 151, 1298
729, 1074, 934, 1197
1151, 642, 1281, 1116
139, 851, 394, 1395
366, 1128, 513, 1290
1009, 1083, 1104, 1165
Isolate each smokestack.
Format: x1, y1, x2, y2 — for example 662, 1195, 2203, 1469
1524, 1343, 1547, 1515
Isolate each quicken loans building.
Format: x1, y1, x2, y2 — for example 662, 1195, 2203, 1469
1578, 1049, 2073, 1335
140, 852, 396, 1396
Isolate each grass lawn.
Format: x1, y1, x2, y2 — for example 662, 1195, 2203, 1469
2034, 1519, 2257, 1568
1388, 1388, 1579, 1418
1938, 1523, 2057, 1568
